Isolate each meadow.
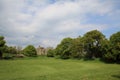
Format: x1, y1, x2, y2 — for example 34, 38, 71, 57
0, 57, 120, 80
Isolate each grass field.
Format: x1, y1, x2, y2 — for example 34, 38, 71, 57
0, 57, 120, 80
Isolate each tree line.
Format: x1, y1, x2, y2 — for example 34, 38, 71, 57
0, 30, 120, 63
0, 36, 37, 59
47, 30, 120, 63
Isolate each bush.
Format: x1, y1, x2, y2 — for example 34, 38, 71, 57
22, 45, 37, 57
103, 52, 115, 63
3, 53, 13, 60
60, 49, 70, 59
47, 49, 54, 57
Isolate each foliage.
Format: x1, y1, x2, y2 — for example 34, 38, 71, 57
47, 49, 55, 57
2, 46, 18, 59
1, 30, 120, 63
3, 53, 14, 60
103, 31, 120, 63
6, 46, 17, 54
60, 48, 71, 59
55, 37, 73, 59
70, 37, 84, 59
53, 30, 120, 63
83, 30, 105, 59
3, 45, 23, 59
0, 36, 6, 59
22, 45, 37, 57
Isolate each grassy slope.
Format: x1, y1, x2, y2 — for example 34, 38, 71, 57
0, 57, 120, 80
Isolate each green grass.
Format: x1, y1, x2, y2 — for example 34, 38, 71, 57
0, 57, 120, 80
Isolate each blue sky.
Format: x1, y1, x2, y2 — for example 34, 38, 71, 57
0, 0, 120, 48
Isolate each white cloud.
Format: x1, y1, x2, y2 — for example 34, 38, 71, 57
0, 0, 119, 47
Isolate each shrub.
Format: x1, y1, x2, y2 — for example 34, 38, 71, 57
22, 45, 37, 57
47, 49, 54, 57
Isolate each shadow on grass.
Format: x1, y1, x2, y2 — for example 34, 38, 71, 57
111, 75, 120, 79
99, 58, 120, 64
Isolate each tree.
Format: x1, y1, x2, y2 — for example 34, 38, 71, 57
2, 45, 17, 59
55, 37, 73, 59
83, 30, 105, 59
47, 49, 55, 57
109, 31, 120, 62
100, 39, 113, 62
70, 37, 84, 59
4, 46, 18, 54
22, 45, 37, 57
0, 36, 6, 59
8, 46, 17, 54
16, 46, 22, 54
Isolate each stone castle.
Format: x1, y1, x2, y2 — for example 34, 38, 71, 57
36, 46, 53, 55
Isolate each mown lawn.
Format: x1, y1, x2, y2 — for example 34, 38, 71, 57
0, 57, 120, 80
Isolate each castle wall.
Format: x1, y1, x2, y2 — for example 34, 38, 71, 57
36, 46, 54, 55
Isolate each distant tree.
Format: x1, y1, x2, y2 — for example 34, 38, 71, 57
100, 39, 110, 55
0, 36, 6, 59
70, 37, 84, 59
55, 37, 73, 59
109, 31, 120, 62
61, 48, 71, 59
22, 45, 37, 57
4, 46, 17, 54
47, 49, 55, 57
8, 46, 17, 54
16, 46, 22, 54
100, 39, 112, 61
83, 30, 105, 59
110, 31, 120, 45
2, 46, 17, 59
3, 45, 8, 53
38, 30, 120, 63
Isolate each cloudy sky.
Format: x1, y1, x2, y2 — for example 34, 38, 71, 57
0, 0, 120, 48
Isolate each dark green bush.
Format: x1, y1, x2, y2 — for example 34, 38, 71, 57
47, 49, 54, 57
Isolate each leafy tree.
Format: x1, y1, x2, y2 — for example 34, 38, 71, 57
4, 46, 18, 54
47, 49, 55, 57
22, 45, 37, 57
83, 30, 105, 59
109, 31, 120, 62
101, 39, 110, 53
100, 39, 113, 62
8, 46, 17, 54
61, 48, 71, 59
0, 36, 6, 59
2, 46, 16, 59
70, 37, 84, 59
3, 45, 22, 59
55, 37, 73, 59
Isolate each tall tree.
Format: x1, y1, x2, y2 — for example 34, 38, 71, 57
0, 36, 6, 59
83, 30, 105, 59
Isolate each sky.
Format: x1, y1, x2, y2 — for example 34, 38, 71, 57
0, 0, 120, 48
